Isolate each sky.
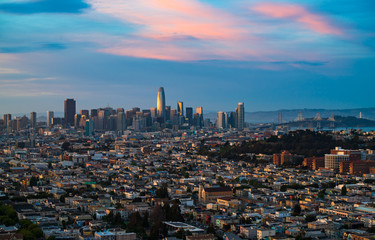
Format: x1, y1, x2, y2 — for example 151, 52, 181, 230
0, 0, 374, 115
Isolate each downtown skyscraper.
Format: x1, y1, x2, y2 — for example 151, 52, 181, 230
177, 101, 184, 117
30, 112, 37, 128
157, 87, 166, 122
237, 102, 245, 130
46, 111, 54, 127
64, 98, 76, 126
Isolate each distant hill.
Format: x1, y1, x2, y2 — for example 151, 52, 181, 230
206, 108, 375, 123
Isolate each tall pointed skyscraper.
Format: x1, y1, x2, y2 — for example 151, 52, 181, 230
157, 87, 166, 122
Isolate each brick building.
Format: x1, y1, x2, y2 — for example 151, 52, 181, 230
198, 186, 232, 203
303, 157, 324, 170
273, 151, 292, 166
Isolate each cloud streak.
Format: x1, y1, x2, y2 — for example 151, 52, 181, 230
86, 0, 344, 62
252, 3, 342, 35
0, 0, 90, 14
0, 43, 66, 53
88, 0, 258, 61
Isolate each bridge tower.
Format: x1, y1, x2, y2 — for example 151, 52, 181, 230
328, 113, 335, 128
295, 111, 304, 121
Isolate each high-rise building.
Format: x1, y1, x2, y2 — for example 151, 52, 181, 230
98, 110, 106, 130
224, 112, 228, 129
177, 101, 184, 117
217, 111, 225, 129
150, 108, 157, 119
186, 107, 193, 124
3, 114, 11, 127
237, 102, 245, 130
85, 119, 94, 136
170, 109, 177, 125
165, 106, 171, 121
74, 114, 81, 128
52, 117, 63, 125
132, 107, 140, 113
64, 98, 76, 126
79, 115, 87, 128
117, 111, 126, 134
80, 110, 89, 118
3, 114, 12, 132
91, 109, 98, 118
234, 108, 238, 128
107, 115, 117, 131
47, 111, 54, 127
196, 107, 203, 127
30, 112, 37, 128
196, 107, 203, 117
157, 87, 166, 122
228, 112, 236, 128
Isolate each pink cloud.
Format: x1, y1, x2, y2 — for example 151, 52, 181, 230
85, 0, 342, 62
89, 0, 248, 41
252, 3, 342, 35
87, 0, 260, 61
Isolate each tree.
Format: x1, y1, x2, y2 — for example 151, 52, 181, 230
341, 185, 347, 196
207, 225, 215, 234
19, 229, 35, 240
176, 229, 185, 240
127, 212, 145, 235
29, 176, 38, 187
149, 221, 167, 239
318, 189, 326, 199
150, 205, 166, 224
0, 216, 16, 226
19, 219, 33, 229
31, 227, 43, 238
61, 141, 70, 151
155, 183, 169, 198
142, 211, 149, 228
292, 204, 301, 216
167, 203, 184, 222
305, 215, 316, 222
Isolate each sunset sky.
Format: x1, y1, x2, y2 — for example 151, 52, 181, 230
0, 0, 374, 114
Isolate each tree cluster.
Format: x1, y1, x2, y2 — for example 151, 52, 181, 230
199, 130, 369, 160
0, 205, 43, 240
127, 200, 184, 239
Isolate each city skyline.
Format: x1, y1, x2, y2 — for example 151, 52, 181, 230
0, 86, 243, 117
1, 87, 249, 133
0, 0, 374, 113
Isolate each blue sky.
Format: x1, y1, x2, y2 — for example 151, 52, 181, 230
0, 0, 374, 114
